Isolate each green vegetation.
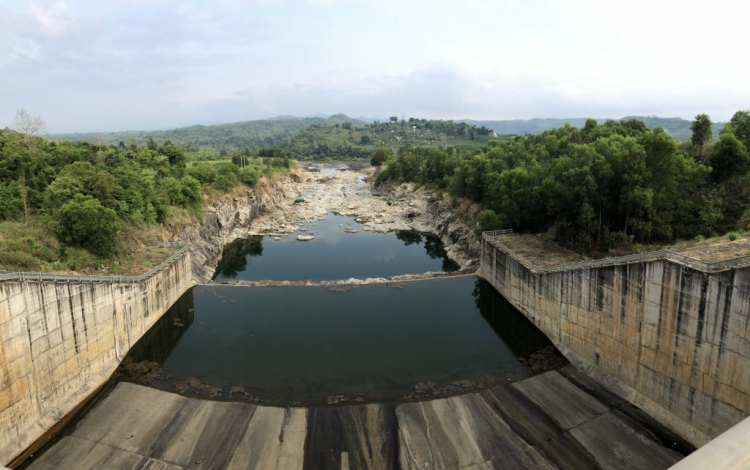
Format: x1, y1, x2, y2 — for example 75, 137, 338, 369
49, 114, 364, 152
462, 116, 726, 142
0, 116, 288, 272
377, 113, 750, 253
285, 118, 497, 160
57, 194, 119, 257
50, 114, 728, 160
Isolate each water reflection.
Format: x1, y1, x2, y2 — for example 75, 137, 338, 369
214, 237, 264, 279
212, 212, 459, 282
127, 292, 194, 364
122, 278, 566, 406
395, 230, 459, 272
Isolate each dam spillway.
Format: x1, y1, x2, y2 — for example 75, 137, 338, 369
480, 231, 750, 445
1, 168, 727, 469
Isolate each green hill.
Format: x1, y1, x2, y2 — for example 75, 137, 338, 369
49, 114, 365, 151
49, 114, 728, 157
284, 118, 498, 160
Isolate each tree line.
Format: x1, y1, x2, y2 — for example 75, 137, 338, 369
0, 113, 285, 264
375, 112, 750, 252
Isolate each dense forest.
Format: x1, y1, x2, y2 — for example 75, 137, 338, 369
376, 112, 750, 252
0, 117, 288, 272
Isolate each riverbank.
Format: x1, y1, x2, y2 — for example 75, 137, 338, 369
179, 163, 481, 283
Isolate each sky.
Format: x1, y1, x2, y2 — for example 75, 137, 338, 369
1, 0, 749, 133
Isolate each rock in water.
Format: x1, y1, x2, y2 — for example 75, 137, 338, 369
297, 234, 315, 241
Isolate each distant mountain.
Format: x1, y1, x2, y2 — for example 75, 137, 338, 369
459, 116, 725, 142
49, 115, 366, 150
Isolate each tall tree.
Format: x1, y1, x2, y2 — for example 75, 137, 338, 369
690, 113, 713, 147
708, 131, 748, 183
730, 110, 750, 149
11, 109, 45, 220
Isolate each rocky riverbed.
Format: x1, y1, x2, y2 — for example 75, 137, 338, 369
180, 163, 482, 283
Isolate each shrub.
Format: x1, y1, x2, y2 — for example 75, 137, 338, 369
240, 168, 260, 187
57, 194, 119, 257
59, 246, 98, 271
159, 177, 185, 206
0, 251, 42, 271
180, 175, 202, 207
370, 147, 392, 167
477, 209, 503, 232
186, 162, 216, 185
213, 163, 240, 192
727, 231, 740, 241
694, 234, 705, 242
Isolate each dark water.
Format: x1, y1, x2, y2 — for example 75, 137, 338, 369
212, 212, 459, 282
126, 277, 563, 406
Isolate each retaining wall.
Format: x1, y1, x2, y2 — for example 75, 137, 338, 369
0, 249, 192, 464
480, 235, 750, 445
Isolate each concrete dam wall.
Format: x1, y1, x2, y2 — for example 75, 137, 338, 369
480, 234, 750, 445
0, 249, 192, 464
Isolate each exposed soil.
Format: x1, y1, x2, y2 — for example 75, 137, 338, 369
494, 231, 750, 269
493, 233, 588, 267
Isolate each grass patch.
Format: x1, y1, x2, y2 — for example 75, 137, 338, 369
0, 216, 180, 275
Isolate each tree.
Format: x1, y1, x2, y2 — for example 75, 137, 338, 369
477, 210, 503, 232
389, 116, 398, 123
11, 109, 45, 220
708, 132, 748, 183
57, 194, 119, 257
186, 162, 217, 184
12, 109, 46, 140
160, 140, 185, 168
46, 161, 116, 212
370, 147, 392, 167
730, 110, 750, 149
690, 114, 713, 147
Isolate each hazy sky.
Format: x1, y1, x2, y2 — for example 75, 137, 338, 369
1, 0, 749, 133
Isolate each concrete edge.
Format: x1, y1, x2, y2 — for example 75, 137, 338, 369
668, 416, 750, 469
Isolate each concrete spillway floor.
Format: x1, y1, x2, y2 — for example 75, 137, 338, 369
24, 365, 690, 470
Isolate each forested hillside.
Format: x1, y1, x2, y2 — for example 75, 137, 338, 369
0, 123, 288, 273
377, 113, 750, 252
49, 114, 364, 151
284, 117, 497, 160
50, 114, 726, 159
460, 116, 725, 142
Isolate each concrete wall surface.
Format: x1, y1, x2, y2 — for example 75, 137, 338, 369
0, 251, 192, 465
481, 236, 750, 445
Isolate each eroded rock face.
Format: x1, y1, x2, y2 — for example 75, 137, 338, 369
179, 164, 480, 283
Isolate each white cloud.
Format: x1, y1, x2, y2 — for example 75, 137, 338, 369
29, 0, 70, 35
1, 0, 749, 132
